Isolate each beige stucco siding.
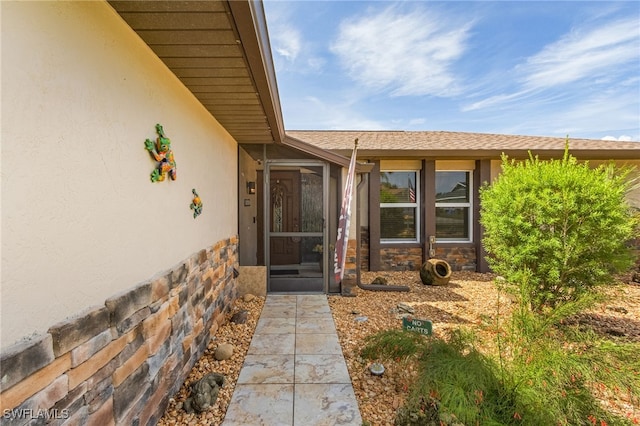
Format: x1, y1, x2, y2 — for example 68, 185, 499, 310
1, 2, 237, 349
589, 160, 640, 209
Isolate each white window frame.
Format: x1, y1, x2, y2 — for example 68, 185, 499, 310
435, 170, 473, 243
380, 169, 420, 243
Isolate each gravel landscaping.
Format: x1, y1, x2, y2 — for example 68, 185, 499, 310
158, 294, 265, 426
158, 271, 640, 425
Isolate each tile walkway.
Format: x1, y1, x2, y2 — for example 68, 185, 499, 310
222, 294, 362, 426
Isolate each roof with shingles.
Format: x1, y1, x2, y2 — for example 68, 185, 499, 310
286, 130, 640, 160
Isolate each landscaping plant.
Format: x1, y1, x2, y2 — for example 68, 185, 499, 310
479, 144, 637, 314
362, 316, 639, 425
361, 145, 639, 425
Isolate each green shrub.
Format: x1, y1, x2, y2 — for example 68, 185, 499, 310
360, 329, 425, 361
364, 327, 639, 425
480, 144, 637, 313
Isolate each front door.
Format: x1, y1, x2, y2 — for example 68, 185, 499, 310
269, 170, 301, 265
265, 162, 328, 293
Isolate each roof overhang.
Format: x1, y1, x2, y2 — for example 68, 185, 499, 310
285, 131, 640, 161
108, 0, 284, 145
283, 135, 374, 173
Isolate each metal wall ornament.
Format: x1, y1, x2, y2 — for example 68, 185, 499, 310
190, 189, 203, 218
144, 123, 177, 182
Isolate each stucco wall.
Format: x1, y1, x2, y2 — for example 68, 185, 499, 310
589, 159, 640, 209
1, 1, 238, 349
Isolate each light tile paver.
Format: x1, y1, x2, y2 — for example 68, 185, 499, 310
259, 305, 297, 318
254, 317, 296, 334
295, 354, 351, 383
294, 383, 362, 425
247, 333, 296, 355
296, 317, 336, 334
237, 354, 295, 384
223, 384, 294, 425
296, 333, 342, 355
222, 294, 360, 425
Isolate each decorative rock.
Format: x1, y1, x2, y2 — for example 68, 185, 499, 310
243, 294, 256, 302
397, 303, 415, 314
230, 310, 248, 324
371, 276, 388, 285
214, 343, 234, 361
183, 372, 225, 413
354, 316, 368, 322
607, 306, 628, 314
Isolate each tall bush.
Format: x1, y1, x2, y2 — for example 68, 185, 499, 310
480, 145, 637, 313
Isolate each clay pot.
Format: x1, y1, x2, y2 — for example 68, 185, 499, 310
420, 259, 452, 285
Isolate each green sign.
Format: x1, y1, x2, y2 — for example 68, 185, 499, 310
402, 317, 433, 335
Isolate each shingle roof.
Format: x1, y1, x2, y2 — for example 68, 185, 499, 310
286, 130, 640, 160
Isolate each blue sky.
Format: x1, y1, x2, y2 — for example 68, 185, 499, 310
263, 1, 640, 141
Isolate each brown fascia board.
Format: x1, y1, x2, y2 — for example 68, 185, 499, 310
226, 0, 285, 144
338, 149, 640, 161
284, 136, 374, 173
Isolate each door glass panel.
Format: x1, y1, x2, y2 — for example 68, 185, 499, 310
272, 182, 284, 232
301, 167, 323, 232
268, 164, 326, 293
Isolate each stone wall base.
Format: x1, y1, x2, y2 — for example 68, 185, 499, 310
366, 245, 477, 272
0, 236, 238, 426
435, 246, 477, 271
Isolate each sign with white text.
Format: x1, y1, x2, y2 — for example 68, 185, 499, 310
402, 317, 433, 336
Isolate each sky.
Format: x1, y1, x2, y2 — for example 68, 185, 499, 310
263, 1, 640, 141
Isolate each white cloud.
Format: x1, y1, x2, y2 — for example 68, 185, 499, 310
330, 5, 472, 97
602, 135, 634, 142
462, 89, 534, 112
273, 26, 301, 62
489, 88, 640, 140
264, 2, 325, 74
458, 16, 640, 140
521, 18, 639, 90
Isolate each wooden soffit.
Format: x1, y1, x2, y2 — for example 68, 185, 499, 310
108, 0, 284, 144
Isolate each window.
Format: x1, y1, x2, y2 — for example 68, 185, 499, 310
435, 171, 472, 241
380, 171, 419, 242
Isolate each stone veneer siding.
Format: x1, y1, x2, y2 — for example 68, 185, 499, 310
372, 245, 477, 272
359, 226, 370, 271
343, 239, 358, 281
378, 247, 423, 271
435, 246, 477, 272
0, 236, 238, 426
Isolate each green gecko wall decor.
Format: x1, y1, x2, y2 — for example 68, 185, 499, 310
144, 123, 177, 182
190, 189, 203, 218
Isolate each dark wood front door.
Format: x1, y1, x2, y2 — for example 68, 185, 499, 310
269, 170, 301, 265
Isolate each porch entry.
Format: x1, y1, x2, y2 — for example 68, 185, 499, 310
263, 161, 329, 293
